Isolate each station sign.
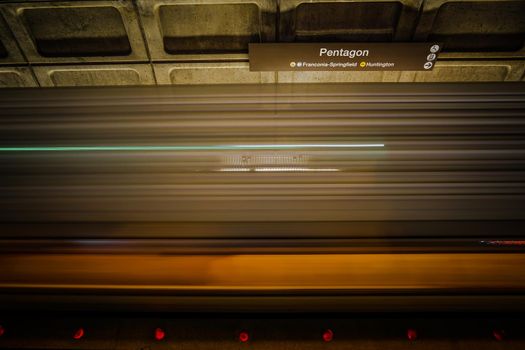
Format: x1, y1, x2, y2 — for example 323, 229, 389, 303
249, 43, 442, 71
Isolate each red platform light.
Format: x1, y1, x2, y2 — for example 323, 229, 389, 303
73, 328, 84, 340
0, 325, 4, 336
239, 331, 249, 342
493, 330, 505, 341
407, 328, 417, 341
155, 328, 166, 341
323, 329, 334, 342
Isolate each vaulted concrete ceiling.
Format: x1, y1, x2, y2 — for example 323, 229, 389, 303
1, 0, 524, 87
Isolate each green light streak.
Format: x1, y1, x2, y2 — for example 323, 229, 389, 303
0, 144, 384, 152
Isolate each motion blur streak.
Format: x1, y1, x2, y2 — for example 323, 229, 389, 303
2, 253, 525, 291
220, 168, 340, 172
253, 168, 340, 172
0, 144, 385, 152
